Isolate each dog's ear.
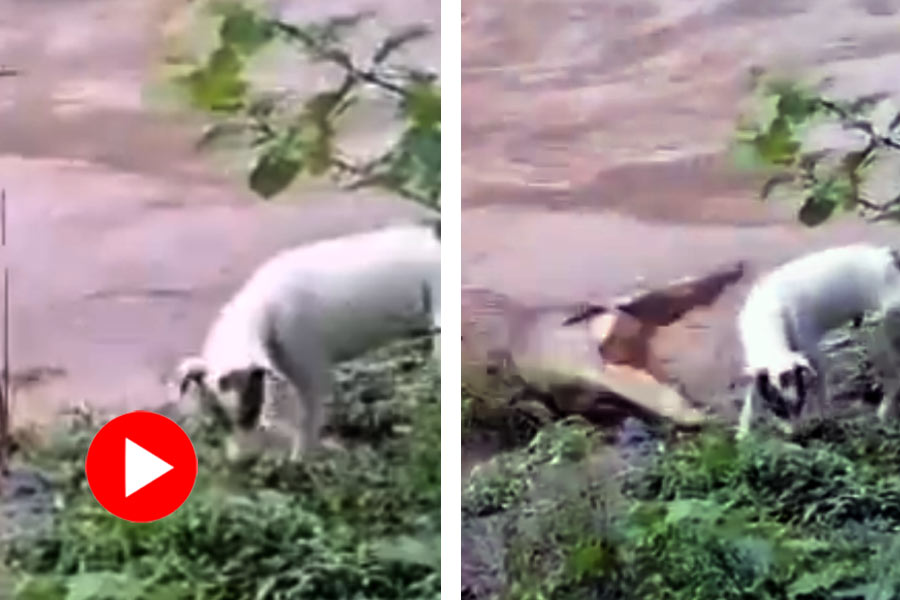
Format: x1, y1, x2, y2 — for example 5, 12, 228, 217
234, 366, 269, 429
889, 247, 900, 271
755, 369, 773, 398
756, 368, 795, 419
177, 357, 208, 395
794, 363, 814, 390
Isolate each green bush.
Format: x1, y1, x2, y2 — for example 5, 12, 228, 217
464, 415, 900, 599
4, 339, 439, 600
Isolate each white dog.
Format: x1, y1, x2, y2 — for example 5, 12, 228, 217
737, 243, 900, 438
177, 222, 441, 458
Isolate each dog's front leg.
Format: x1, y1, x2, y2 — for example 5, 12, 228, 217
737, 380, 758, 440
804, 350, 827, 421
877, 384, 900, 421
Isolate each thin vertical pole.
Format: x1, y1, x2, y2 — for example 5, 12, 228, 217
0, 189, 8, 477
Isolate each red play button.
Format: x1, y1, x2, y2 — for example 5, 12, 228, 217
85, 410, 198, 522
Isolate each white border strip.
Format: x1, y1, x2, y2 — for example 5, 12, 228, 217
440, 0, 461, 596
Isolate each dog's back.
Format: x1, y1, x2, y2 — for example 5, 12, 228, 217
747, 244, 898, 340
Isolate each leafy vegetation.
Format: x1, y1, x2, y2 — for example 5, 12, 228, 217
463, 413, 900, 599
734, 72, 900, 225
3, 339, 439, 600
462, 387, 544, 454
463, 417, 599, 520
164, 0, 440, 207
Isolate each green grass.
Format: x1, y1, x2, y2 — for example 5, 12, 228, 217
463, 414, 900, 600
3, 339, 440, 600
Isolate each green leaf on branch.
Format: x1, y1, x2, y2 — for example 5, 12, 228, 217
181, 45, 247, 113
249, 134, 304, 198
815, 172, 854, 206
754, 117, 800, 165
381, 124, 440, 206
403, 82, 440, 129
218, 3, 275, 56
350, 123, 440, 207
799, 193, 838, 226
773, 85, 821, 125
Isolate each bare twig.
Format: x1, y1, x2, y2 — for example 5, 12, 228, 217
350, 66, 408, 97
854, 196, 882, 211
868, 209, 900, 223
273, 21, 409, 98
865, 190, 900, 222
881, 194, 900, 212
849, 92, 892, 113
818, 98, 851, 121
761, 173, 796, 199
330, 155, 368, 176
881, 136, 900, 151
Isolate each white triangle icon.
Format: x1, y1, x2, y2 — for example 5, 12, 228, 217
125, 438, 174, 497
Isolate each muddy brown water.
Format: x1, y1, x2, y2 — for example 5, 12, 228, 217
0, 0, 439, 426
462, 0, 900, 428
463, 0, 900, 221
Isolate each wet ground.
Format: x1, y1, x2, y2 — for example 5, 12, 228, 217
462, 0, 900, 413
0, 0, 439, 425
463, 0, 900, 221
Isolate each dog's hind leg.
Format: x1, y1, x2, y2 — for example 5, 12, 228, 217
281, 350, 333, 458
875, 302, 900, 421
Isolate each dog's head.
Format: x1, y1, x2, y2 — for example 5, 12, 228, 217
752, 359, 816, 421
176, 357, 271, 430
